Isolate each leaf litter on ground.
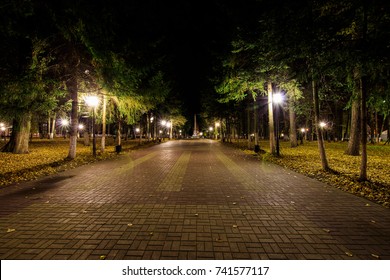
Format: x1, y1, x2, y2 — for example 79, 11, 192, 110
229, 140, 390, 208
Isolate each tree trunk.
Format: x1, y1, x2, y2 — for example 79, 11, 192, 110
154, 115, 157, 141
169, 119, 173, 140
370, 112, 377, 144
289, 98, 298, 147
375, 111, 380, 143
1, 114, 32, 154
358, 0, 369, 180
253, 102, 259, 149
147, 113, 151, 141
247, 107, 251, 149
359, 76, 368, 181
116, 119, 121, 146
48, 113, 56, 139
101, 93, 107, 153
345, 70, 361, 155
47, 115, 51, 139
268, 82, 276, 154
67, 72, 78, 160
313, 79, 330, 171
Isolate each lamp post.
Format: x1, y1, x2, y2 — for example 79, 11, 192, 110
209, 127, 213, 139
319, 122, 327, 142
78, 123, 84, 138
273, 93, 283, 156
300, 128, 305, 144
85, 96, 99, 157
1, 126, 5, 141
61, 119, 69, 138
0, 122, 5, 141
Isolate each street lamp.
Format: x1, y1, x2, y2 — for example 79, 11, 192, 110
273, 93, 283, 156
300, 128, 305, 144
209, 126, 213, 139
319, 122, 327, 142
1, 126, 5, 141
61, 119, 69, 126
61, 119, 69, 138
85, 96, 99, 157
77, 123, 84, 139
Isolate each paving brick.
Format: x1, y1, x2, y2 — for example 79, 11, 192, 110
0, 140, 389, 260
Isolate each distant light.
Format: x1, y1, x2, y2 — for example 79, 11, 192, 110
136, 128, 140, 133
78, 124, 84, 130
150, 117, 154, 122
84, 96, 99, 107
301, 128, 305, 133
209, 127, 213, 131
166, 122, 171, 128
159, 130, 162, 134
281, 133, 284, 137
273, 93, 283, 104
161, 120, 167, 126
320, 122, 327, 128
199, 132, 203, 136
215, 122, 220, 127
61, 119, 69, 126
1, 127, 5, 132
179, 130, 182, 133
0, 122, 4, 127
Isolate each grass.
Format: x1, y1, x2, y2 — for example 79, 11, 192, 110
230, 139, 390, 207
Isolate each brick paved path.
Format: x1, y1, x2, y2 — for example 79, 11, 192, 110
0, 140, 389, 260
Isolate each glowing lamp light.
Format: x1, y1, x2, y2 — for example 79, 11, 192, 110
1, 127, 5, 132
0, 123, 4, 127
301, 128, 305, 133
61, 119, 69, 126
215, 122, 220, 127
209, 127, 213, 131
135, 128, 140, 133
320, 122, 327, 128
161, 120, 167, 126
273, 93, 283, 104
84, 95, 99, 107
78, 124, 84, 130
166, 122, 171, 128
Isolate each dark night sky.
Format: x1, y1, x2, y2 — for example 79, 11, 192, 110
103, 0, 240, 115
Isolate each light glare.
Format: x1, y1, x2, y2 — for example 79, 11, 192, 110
85, 96, 99, 107
273, 93, 283, 104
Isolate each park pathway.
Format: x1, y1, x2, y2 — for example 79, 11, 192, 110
0, 140, 389, 259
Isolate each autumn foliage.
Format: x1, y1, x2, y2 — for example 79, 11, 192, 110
238, 140, 390, 208
0, 139, 148, 187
